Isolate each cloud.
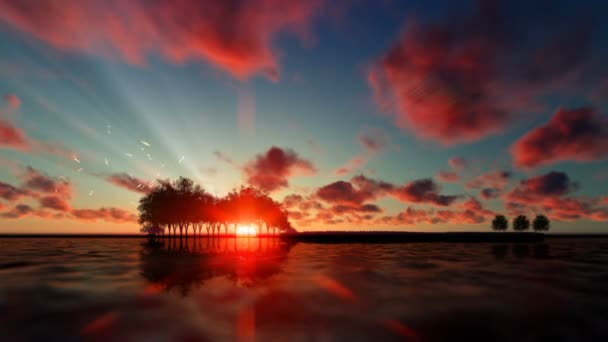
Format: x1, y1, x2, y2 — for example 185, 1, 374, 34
318, 175, 460, 207
448, 157, 467, 170
436, 170, 459, 183
39, 195, 71, 212
0, 0, 322, 80
508, 171, 577, 204
391, 179, 460, 206
368, 1, 597, 144
316, 180, 374, 206
213, 150, 237, 167
330, 203, 382, 215
511, 107, 608, 168
335, 127, 392, 175
244, 146, 316, 192
71, 207, 137, 223
0, 119, 29, 150
378, 196, 493, 226
0, 181, 31, 201
1, 204, 35, 219
334, 155, 368, 176
502, 171, 608, 222
106, 173, 150, 194
466, 169, 512, 199
358, 127, 390, 153
3, 93, 20, 108
282, 194, 304, 208
480, 188, 501, 200
21, 166, 72, 198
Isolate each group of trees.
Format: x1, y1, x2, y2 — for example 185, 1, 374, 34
491, 214, 550, 232
138, 177, 295, 238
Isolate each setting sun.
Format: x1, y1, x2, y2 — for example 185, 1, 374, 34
236, 225, 257, 236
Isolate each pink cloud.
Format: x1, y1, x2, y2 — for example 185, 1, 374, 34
21, 166, 72, 198
0, 181, 31, 201
0, 119, 29, 150
448, 157, 467, 170
71, 207, 137, 223
358, 127, 390, 153
316, 181, 374, 206
244, 146, 316, 192
335, 127, 391, 175
334, 155, 368, 176
4, 93, 20, 108
1, 204, 35, 219
390, 179, 460, 206
511, 107, 608, 168
39, 195, 71, 212
368, 2, 595, 144
436, 171, 459, 183
0, 0, 322, 80
106, 173, 150, 194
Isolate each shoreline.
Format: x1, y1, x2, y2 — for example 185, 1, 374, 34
0, 232, 605, 242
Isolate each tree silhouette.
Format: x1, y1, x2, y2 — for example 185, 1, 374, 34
512, 215, 530, 231
532, 215, 550, 232
491, 215, 508, 231
138, 177, 295, 238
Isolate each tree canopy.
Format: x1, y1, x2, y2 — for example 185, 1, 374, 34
513, 215, 531, 231
532, 215, 550, 232
491, 215, 508, 231
138, 177, 295, 237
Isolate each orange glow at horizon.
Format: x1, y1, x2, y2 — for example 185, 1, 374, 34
236, 225, 257, 236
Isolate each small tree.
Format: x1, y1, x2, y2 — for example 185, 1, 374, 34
533, 215, 550, 232
513, 215, 530, 231
491, 215, 508, 231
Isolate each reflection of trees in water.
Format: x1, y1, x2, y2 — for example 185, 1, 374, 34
490, 244, 551, 260
139, 237, 295, 296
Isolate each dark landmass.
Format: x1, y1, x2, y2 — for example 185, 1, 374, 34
2, 231, 604, 242
281, 231, 547, 243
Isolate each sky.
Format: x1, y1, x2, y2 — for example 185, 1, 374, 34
1, 0, 608, 234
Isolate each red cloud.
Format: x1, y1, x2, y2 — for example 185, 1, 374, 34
4, 93, 20, 108
106, 173, 150, 194
358, 127, 390, 153
335, 127, 391, 175
282, 194, 304, 208
316, 181, 374, 206
0, 0, 321, 80
503, 171, 608, 222
21, 166, 72, 198
368, 2, 594, 144
71, 207, 137, 223
507, 171, 577, 204
334, 155, 367, 176
436, 171, 459, 183
391, 179, 460, 206
1, 204, 35, 219
318, 175, 459, 207
448, 157, 467, 170
511, 107, 608, 168
0, 119, 29, 149
480, 188, 501, 200
39, 195, 71, 212
466, 170, 512, 190
0, 181, 31, 201
244, 146, 316, 192
378, 197, 493, 226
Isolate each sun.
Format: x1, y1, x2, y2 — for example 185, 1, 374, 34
236, 224, 257, 236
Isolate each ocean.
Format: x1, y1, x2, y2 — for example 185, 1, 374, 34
1, 237, 607, 341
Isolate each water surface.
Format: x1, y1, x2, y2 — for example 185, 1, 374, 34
1, 237, 607, 341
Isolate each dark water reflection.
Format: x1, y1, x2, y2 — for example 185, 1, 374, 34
1, 237, 608, 341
